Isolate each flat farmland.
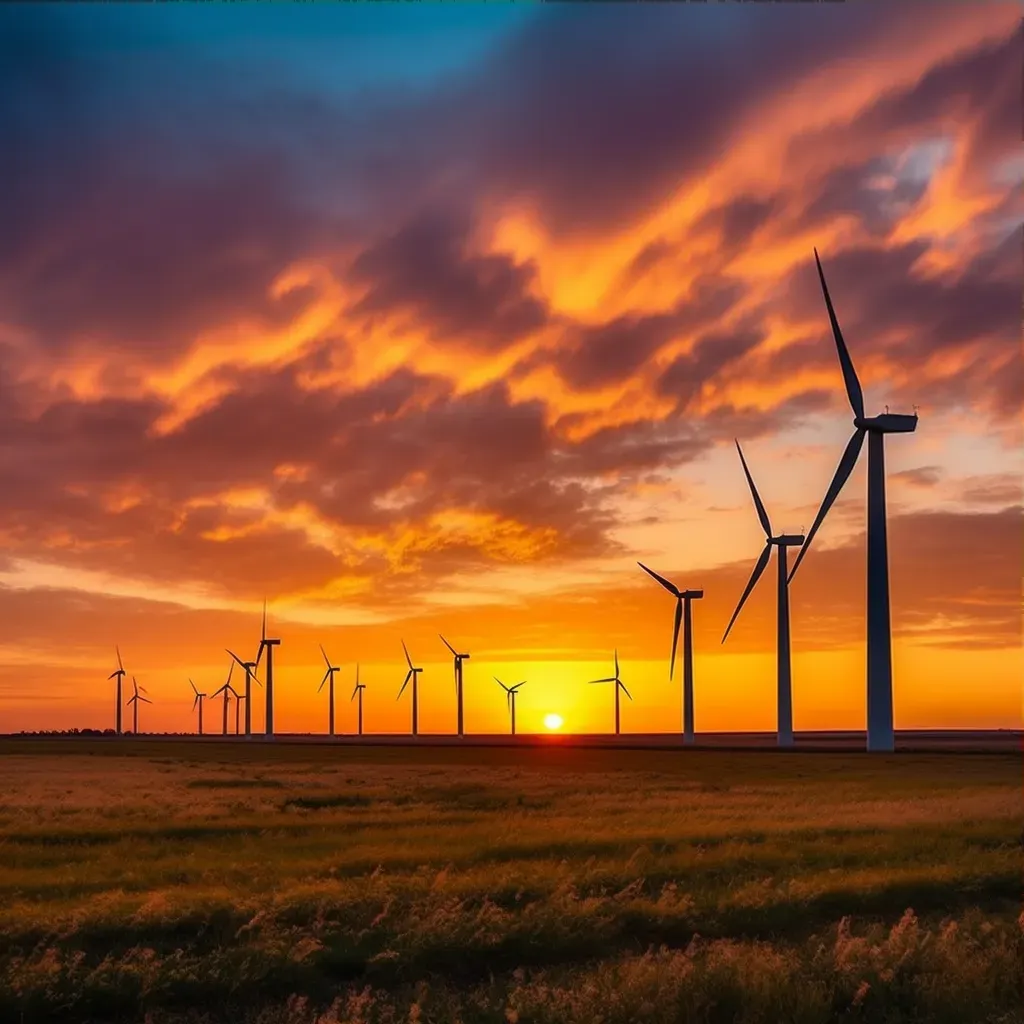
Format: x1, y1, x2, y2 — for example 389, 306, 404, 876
0, 740, 1019, 1023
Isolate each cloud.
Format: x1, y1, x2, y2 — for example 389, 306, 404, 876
349, 206, 549, 352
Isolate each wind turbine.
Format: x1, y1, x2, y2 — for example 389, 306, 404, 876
255, 599, 281, 737
211, 661, 240, 736
319, 644, 341, 737
190, 679, 207, 735
787, 249, 918, 753
226, 648, 260, 737
439, 634, 470, 736
125, 677, 151, 734
397, 641, 423, 736
351, 664, 366, 736
108, 647, 126, 735
495, 677, 525, 735
637, 563, 703, 744
233, 693, 244, 735
589, 651, 631, 735
721, 440, 804, 748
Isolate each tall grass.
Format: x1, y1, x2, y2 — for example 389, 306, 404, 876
0, 743, 1019, 1022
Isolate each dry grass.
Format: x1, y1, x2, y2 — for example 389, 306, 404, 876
0, 740, 1019, 1023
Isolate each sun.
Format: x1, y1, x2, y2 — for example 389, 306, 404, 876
543, 713, 563, 731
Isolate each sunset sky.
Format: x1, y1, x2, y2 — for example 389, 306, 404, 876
0, 4, 1019, 736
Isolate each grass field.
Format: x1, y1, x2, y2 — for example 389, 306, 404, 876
0, 740, 1019, 1023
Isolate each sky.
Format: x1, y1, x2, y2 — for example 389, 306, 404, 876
0, 3, 1020, 736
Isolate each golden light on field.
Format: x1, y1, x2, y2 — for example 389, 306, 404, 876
544, 713, 564, 731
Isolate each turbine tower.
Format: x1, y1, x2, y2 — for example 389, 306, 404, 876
190, 679, 207, 735
227, 649, 260, 736
125, 677, 151, 734
211, 661, 240, 736
318, 644, 341, 737
589, 650, 632, 735
495, 677, 525, 735
397, 641, 423, 736
637, 563, 703, 744
439, 634, 470, 737
255, 600, 281, 737
108, 647, 126, 736
351, 664, 366, 736
787, 249, 918, 753
720, 440, 805, 747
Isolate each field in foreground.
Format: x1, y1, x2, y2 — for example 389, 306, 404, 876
0, 741, 1020, 1023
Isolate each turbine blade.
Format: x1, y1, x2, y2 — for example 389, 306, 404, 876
815, 249, 865, 421
670, 597, 682, 681
190, 678, 198, 695
495, 676, 510, 692
735, 440, 773, 538
226, 661, 235, 686
116, 646, 124, 671
398, 670, 411, 699
140, 696, 152, 704
254, 642, 264, 669
318, 669, 329, 693
637, 561, 681, 598
319, 643, 331, 669
788, 428, 866, 583
589, 678, 615, 684
356, 663, 360, 686
350, 683, 359, 701
721, 541, 772, 644
261, 598, 267, 642
192, 695, 200, 711
619, 681, 633, 701
401, 639, 414, 670
614, 648, 619, 678
439, 634, 458, 656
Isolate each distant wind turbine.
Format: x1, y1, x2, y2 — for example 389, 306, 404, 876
226, 648, 260, 737
397, 641, 423, 736
495, 677, 525, 735
125, 677, 151, 734
211, 661, 240, 736
108, 647, 126, 736
787, 249, 919, 753
439, 634, 470, 737
351, 664, 366, 736
721, 440, 804, 748
319, 644, 341, 737
190, 679, 207, 736
255, 600, 281, 737
589, 650, 631, 735
233, 693, 244, 735
637, 563, 703, 744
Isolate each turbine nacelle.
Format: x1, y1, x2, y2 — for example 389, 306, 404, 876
771, 534, 805, 547
854, 413, 919, 434
679, 588, 704, 599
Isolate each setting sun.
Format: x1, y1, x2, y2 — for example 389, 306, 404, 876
543, 713, 563, 731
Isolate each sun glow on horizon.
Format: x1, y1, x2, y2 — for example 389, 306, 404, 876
544, 713, 564, 731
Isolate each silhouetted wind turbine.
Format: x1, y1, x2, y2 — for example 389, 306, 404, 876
108, 647, 126, 736
787, 249, 919, 753
589, 651, 631, 735
233, 693, 244, 735
721, 440, 804, 748
190, 679, 207, 736
125, 677, 151, 734
211, 661, 240, 736
495, 677, 525, 735
439, 634, 470, 737
351, 664, 366, 736
397, 641, 423, 736
319, 644, 341, 737
255, 600, 281, 737
227, 648, 260, 737
637, 563, 703, 744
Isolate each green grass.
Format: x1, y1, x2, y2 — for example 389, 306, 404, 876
0, 740, 1019, 1023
